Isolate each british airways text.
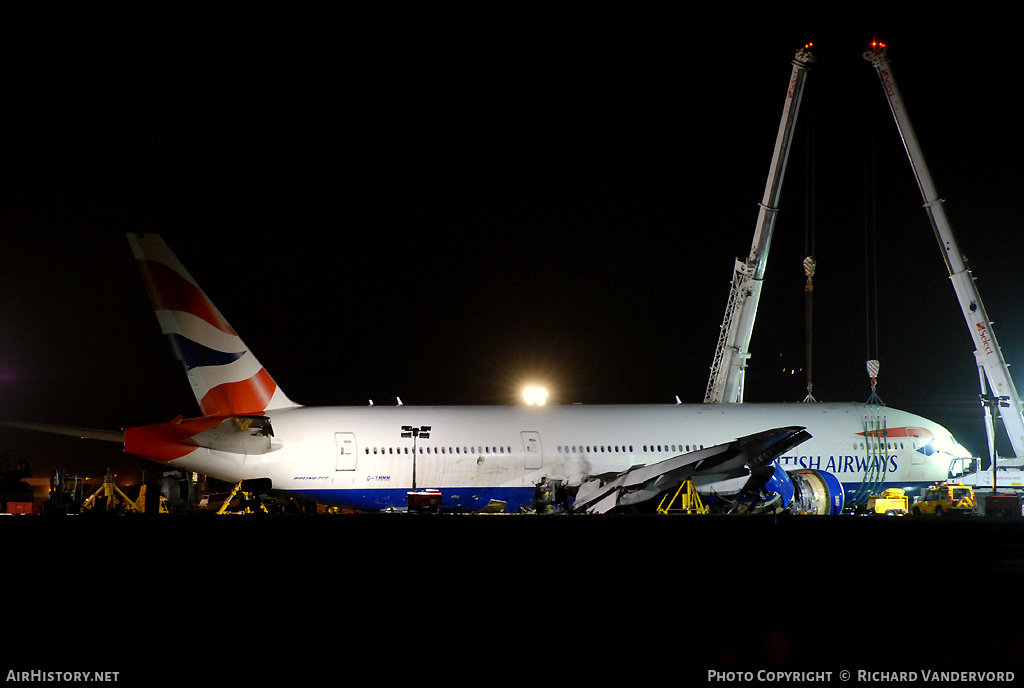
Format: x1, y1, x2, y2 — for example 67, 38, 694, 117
775, 454, 898, 473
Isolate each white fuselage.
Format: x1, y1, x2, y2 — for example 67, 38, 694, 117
160, 401, 970, 512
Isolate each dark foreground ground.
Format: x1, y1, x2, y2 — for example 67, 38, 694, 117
4, 513, 1023, 682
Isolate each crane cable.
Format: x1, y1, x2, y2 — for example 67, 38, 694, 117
802, 75, 817, 403
864, 69, 883, 406
850, 64, 888, 508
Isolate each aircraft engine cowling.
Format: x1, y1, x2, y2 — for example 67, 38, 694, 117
705, 465, 845, 515
785, 469, 844, 515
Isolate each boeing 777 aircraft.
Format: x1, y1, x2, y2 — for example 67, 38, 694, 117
7, 235, 973, 514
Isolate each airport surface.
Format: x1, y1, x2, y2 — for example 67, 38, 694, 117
6, 512, 1024, 682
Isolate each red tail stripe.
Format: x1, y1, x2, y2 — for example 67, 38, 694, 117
199, 368, 278, 416
136, 259, 236, 336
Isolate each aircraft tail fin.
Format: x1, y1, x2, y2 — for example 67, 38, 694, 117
127, 234, 299, 416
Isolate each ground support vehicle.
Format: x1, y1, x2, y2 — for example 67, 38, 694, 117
866, 488, 908, 516
912, 484, 976, 516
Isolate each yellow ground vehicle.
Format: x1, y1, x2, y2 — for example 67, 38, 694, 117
912, 483, 976, 516
867, 488, 908, 516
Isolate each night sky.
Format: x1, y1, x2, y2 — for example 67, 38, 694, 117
2, 7, 1022, 483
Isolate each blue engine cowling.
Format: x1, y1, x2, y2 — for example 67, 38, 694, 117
762, 464, 845, 514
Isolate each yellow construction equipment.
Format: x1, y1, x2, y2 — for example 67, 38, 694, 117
81, 469, 142, 513
134, 483, 169, 514
216, 481, 271, 515
657, 479, 709, 515
866, 488, 909, 516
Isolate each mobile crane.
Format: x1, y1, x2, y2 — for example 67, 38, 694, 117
865, 42, 1024, 498
705, 44, 815, 403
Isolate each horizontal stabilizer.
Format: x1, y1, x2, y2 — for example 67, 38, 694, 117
573, 426, 809, 514
1, 421, 125, 443
123, 414, 276, 463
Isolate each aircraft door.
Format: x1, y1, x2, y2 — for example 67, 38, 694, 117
335, 432, 358, 471
522, 431, 543, 469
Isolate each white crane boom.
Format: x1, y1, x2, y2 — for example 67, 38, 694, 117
865, 42, 1024, 459
705, 45, 815, 403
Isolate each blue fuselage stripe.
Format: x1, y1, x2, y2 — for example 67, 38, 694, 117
292, 479, 934, 513
296, 487, 536, 512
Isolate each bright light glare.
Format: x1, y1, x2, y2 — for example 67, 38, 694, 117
935, 434, 972, 459
523, 386, 548, 405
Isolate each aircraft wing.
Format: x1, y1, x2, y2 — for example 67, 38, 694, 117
3, 414, 275, 456
572, 426, 810, 513
1, 421, 125, 443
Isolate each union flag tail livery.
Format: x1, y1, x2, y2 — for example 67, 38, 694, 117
128, 234, 297, 416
